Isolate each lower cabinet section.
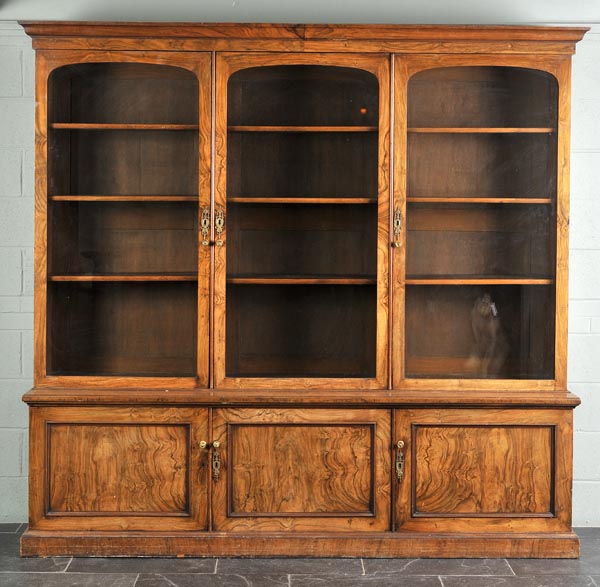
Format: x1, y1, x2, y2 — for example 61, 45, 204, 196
24, 402, 577, 557
29, 406, 209, 531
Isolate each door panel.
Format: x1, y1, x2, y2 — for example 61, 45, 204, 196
394, 408, 573, 533
212, 408, 391, 531
214, 53, 390, 389
392, 54, 570, 390
30, 407, 209, 531
36, 50, 212, 389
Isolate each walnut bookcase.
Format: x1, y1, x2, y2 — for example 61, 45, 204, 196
19, 22, 587, 558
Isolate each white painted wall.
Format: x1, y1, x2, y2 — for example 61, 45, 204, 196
0, 17, 598, 525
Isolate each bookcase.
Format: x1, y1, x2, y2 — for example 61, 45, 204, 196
20, 22, 587, 558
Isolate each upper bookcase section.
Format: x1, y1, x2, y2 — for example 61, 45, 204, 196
19, 22, 588, 54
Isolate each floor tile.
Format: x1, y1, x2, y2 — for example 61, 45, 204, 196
440, 576, 596, 587
0, 555, 71, 573
508, 546, 600, 576
0, 524, 22, 534
217, 558, 363, 576
67, 556, 217, 574
136, 574, 289, 587
0, 573, 136, 587
292, 575, 442, 586
363, 558, 513, 576
0, 533, 70, 573
577, 529, 600, 539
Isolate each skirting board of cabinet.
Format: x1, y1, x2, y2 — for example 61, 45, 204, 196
20, 530, 580, 558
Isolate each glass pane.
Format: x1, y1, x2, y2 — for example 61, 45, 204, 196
228, 65, 378, 126
226, 284, 376, 378
227, 203, 377, 277
49, 130, 198, 197
405, 66, 557, 380
407, 133, 555, 200
407, 203, 554, 278
405, 285, 555, 379
49, 63, 198, 124
48, 282, 197, 377
49, 202, 198, 276
225, 64, 379, 379
46, 63, 200, 377
408, 66, 557, 128
228, 131, 377, 199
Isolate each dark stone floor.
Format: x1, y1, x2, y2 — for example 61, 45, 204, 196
1, 525, 599, 586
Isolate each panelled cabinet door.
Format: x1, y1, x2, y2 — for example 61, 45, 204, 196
394, 409, 573, 533
213, 53, 390, 390
212, 408, 391, 531
29, 407, 210, 531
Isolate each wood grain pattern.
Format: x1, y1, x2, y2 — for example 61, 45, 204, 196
212, 408, 391, 531
228, 125, 378, 132
20, 530, 580, 559
230, 424, 373, 514
30, 406, 209, 531
408, 127, 555, 133
395, 408, 573, 533
19, 22, 588, 56
22, 388, 582, 408
49, 423, 190, 513
412, 425, 552, 515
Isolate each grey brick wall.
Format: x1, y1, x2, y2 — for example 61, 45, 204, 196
0, 21, 598, 525
0, 21, 34, 523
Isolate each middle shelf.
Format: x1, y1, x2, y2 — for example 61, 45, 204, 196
227, 276, 376, 285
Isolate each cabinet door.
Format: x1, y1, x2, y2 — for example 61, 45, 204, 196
30, 407, 209, 531
392, 55, 571, 390
394, 408, 573, 533
214, 53, 390, 389
212, 408, 391, 531
37, 51, 211, 388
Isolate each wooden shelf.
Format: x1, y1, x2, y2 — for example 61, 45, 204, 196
228, 125, 377, 133
50, 123, 198, 130
227, 276, 376, 285
228, 197, 377, 205
49, 274, 197, 282
406, 197, 553, 205
50, 195, 198, 202
405, 277, 554, 285
407, 127, 555, 134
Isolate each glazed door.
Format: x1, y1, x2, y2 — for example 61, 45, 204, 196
394, 408, 573, 533
30, 407, 210, 531
212, 408, 391, 531
37, 51, 212, 388
392, 55, 571, 390
214, 53, 390, 389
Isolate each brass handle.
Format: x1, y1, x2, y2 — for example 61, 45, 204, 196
198, 440, 207, 449
212, 440, 222, 481
392, 208, 402, 248
395, 440, 405, 482
215, 209, 225, 247
200, 207, 211, 246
